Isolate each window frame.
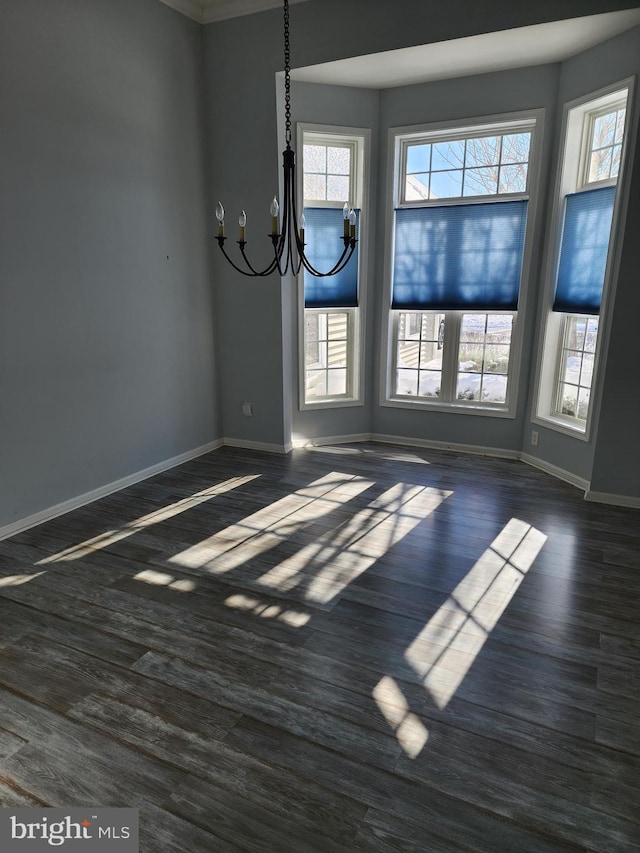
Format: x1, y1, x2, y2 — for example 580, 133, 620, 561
582, 104, 626, 188
297, 123, 369, 410
399, 125, 533, 205
533, 80, 634, 440
380, 109, 544, 417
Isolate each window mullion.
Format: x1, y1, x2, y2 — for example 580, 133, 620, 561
441, 312, 461, 402
553, 315, 569, 415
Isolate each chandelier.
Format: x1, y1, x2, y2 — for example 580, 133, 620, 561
214, 0, 358, 278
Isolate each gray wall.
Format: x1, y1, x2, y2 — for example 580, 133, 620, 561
204, 10, 286, 447
0, 0, 219, 529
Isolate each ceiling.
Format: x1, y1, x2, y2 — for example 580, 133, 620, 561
290, 8, 640, 89
158, 3, 640, 88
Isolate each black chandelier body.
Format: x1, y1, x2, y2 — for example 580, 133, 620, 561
215, 0, 358, 278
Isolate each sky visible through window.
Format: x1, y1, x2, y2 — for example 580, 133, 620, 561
404, 132, 530, 201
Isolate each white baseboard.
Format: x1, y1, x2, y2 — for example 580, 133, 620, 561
584, 489, 640, 508
0, 439, 223, 542
294, 430, 521, 460
372, 433, 520, 460
519, 452, 590, 492
292, 432, 371, 449
3, 432, 635, 542
223, 437, 292, 454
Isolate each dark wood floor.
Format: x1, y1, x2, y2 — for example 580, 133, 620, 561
0, 443, 638, 851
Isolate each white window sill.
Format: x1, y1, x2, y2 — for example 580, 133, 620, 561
533, 413, 590, 441
382, 396, 515, 418
300, 397, 364, 411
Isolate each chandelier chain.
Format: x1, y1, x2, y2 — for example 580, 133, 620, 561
284, 0, 292, 146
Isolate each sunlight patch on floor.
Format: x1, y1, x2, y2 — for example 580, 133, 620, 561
405, 518, 547, 709
37, 475, 260, 564
224, 592, 310, 627
168, 473, 376, 574
0, 571, 47, 587
296, 443, 431, 465
373, 675, 429, 759
256, 484, 451, 603
133, 568, 196, 593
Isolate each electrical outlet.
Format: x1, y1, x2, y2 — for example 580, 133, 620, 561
241, 403, 253, 417
531, 430, 539, 447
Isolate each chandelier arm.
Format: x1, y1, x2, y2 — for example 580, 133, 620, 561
217, 240, 279, 277
239, 244, 282, 277
287, 148, 357, 277
291, 226, 303, 276
299, 240, 357, 278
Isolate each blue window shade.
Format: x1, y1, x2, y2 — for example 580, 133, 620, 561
553, 185, 615, 315
303, 208, 359, 308
392, 199, 528, 311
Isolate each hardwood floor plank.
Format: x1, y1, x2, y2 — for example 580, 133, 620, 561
132, 650, 404, 771
67, 695, 367, 843
0, 780, 48, 808
0, 692, 187, 806
395, 739, 639, 852
138, 802, 240, 853
225, 715, 590, 852
0, 635, 240, 738
303, 627, 599, 740
353, 807, 585, 853
167, 776, 354, 853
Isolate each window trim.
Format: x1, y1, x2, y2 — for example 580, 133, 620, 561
380, 109, 545, 417
297, 123, 370, 411
532, 79, 635, 440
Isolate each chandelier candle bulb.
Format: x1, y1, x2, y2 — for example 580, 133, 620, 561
239, 210, 247, 243
343, 202, 350, 238
215, 201, 225, 238
349, 208, 357, 239
270, 197, 280, 235
299, 213, 306, 245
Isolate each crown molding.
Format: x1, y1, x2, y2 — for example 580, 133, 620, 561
158, 0, 204, 23
202, 0, 308, 24
158, 0, 308, 24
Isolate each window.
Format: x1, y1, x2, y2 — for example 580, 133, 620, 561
304, 311, 350, 399
555, 316, 598, 420
303, 142, 352, 203
299, 127, 368, 408
585, 106, 625, 184
384, 114, 540, 414
402, 131, 530, 201
535, 85, 631, 436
